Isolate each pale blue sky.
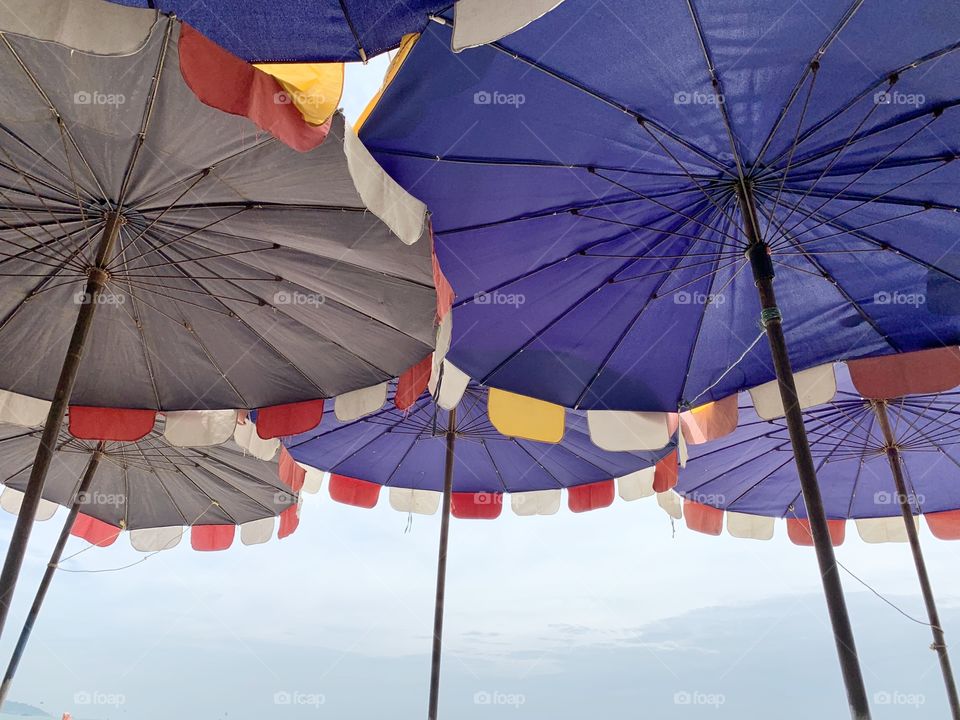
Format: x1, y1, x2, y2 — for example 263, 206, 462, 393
0, 57, 957, 720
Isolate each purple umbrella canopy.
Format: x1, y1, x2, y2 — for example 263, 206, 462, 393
282, 380, 677, 517
678, 363, 960, 535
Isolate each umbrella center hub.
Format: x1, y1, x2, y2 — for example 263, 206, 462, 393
87, 266, 111, 287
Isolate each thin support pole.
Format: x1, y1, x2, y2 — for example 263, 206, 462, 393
0, 212, 121, 642
738, 183, 872, 720
428, 407, 456, 720
872, 402, 960, 720
0, 444, 104, 710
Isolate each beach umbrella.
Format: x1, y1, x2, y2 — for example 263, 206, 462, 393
108, 0, 566, 62
0, 407, 300, 707
0, 0, 444, 646
280, 378, 676, 719
674, 353, 960, 718
357, 3, 960, 715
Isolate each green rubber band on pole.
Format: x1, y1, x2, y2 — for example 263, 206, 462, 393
760, 307, 782, 327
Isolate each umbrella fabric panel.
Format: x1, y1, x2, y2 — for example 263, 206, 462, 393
0, 425, 291, 529
678, 367, 960, 519
108, 0, 451, 62
283, 382, 672, 494
0, 9, 436, 411
360, 1, 960, 411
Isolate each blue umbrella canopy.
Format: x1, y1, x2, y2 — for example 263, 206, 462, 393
282, 381, 674, 503
678, 364, 960, 523
106, 1, 564, 62
359, 0, 960, 412
108, 0, 449, 61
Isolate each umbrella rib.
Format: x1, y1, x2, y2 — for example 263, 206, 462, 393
576, 207, 729, 408
381, 436, 424, 489
777, 116, 939, 241
787, 201, 960, 287
108, 172, 215, 264
683, 0, 747, 181
115, 17, 174, 210
476, 441, 509, 494
674, 202, 744, 406
508, 439, 565, 491
188, 447, 286, 497
725, 455, 800, 511
482, 39, 736, 178
452, 195, 711, 310
477, 204, 718, 396
107, 207, 252, 271
127, 138, 277, 211
0, 155, 80, 207
0, 222, 90, 272
753, 193, 899, 351
763, 97, 885, 242
0, 36, 107, 201
114, 280, 249, 407
753, 0, 865, 166
681, 445, 790, 499
769, 99, 958, 178
762, 65, 819, 242
773, 185, 952, 212
764, 42, 960, 170
166, 444, 281, 519
437, 186, 704, 238
0, 183, 89, 269
777, 153, 957, 183
591, 169, 742, 243
895, 397, 960, 449
369, 148, 704, 179
161, 450, 240, 526
55, 115, 95, 253
138, 236, 402, 383
0, 124, 94, 204
138, 218, 436, 291
777, 161, 949, 245
112, 227, 164, 410
767, 206, 926, 252
0, 232, 92, 341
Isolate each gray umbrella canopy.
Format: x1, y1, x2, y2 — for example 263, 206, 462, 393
0, 0, 436, 643
0, 420, 293, 531
0, 412, 296, 708
0, 0, 438, 411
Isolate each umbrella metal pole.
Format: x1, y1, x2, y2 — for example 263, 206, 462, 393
738, 184, 871, 720
0, 444, 104, 710
872, 401, 960, 719
428, 407, 456, 720
0, 212, 121, 642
